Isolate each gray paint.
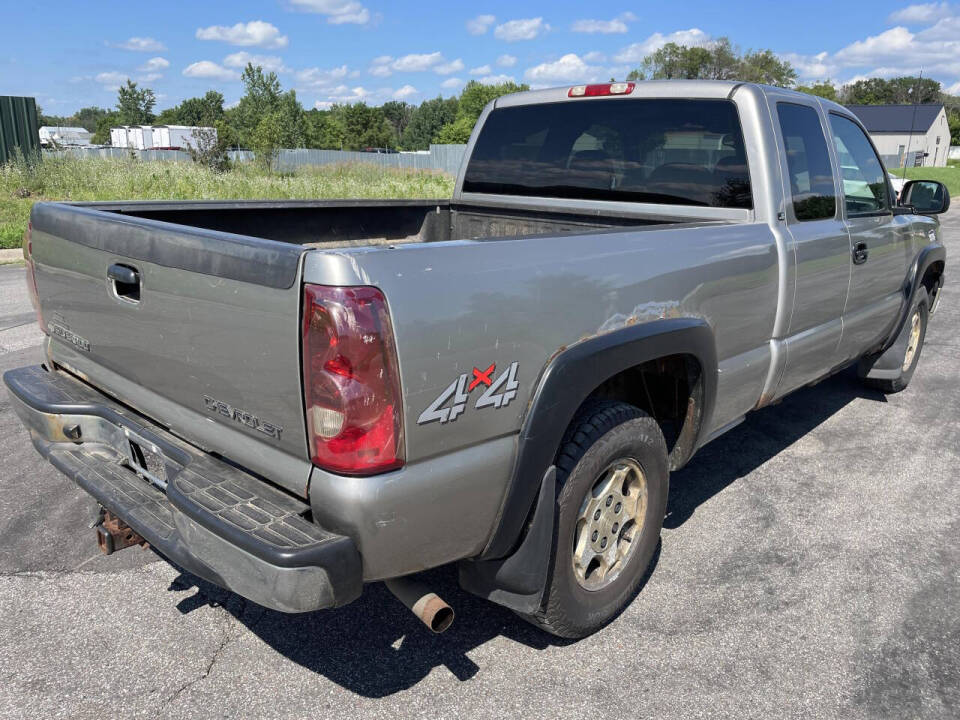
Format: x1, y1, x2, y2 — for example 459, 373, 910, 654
18, 80, 945, 582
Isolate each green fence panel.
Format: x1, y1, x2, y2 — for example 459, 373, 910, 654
0, 96, 41, 165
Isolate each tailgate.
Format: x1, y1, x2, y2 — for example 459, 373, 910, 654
29, 202, 312, 496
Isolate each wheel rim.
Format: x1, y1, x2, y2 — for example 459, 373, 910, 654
902, 310, 922, 371
571, 458, 648, 591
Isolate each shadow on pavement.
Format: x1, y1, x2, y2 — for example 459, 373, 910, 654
666, 366, 886, 529
163, 365, 885, 697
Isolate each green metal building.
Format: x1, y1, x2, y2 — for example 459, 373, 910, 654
0, 96, 40, 164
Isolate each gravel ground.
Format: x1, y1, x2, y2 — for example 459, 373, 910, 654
0, 210, 957, 720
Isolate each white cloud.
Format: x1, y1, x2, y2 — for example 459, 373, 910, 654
948, 80, 960, 94
289, 0, 370, 24
496, 54, 517, 67
393, 84, 418, 99
223, 51, 288, 72
888, 2, 952, 24
612, 28, 709, 63
440, 77, 463, 88
434, 58, 465, 75
138, 73, 163, 83
466, 14, 496, 35
316, 84, 398, 105
95, 71, 128, 90
368, 53, 462, 76
781, 51, 835, 80
469, 64, 492, 75
393, 52, 443, 72
524, 53, 603, 83
182, 61, 241, 81
479, 74, 517, 85
115, 37, 166, 52
295, 65, 350, 87
138, 57, 169, 72
583, 51, 607, 63
834, 26, 916, 65
571, 13, 636, 34
195, 21, 288, 49
495, 18, 549, 42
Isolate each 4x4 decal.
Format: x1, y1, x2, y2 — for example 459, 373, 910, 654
417, 362, 519, 425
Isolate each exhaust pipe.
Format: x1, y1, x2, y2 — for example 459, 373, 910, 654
385, 577, 454, 633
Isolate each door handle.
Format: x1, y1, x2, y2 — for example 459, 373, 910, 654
852, 241, 869, 265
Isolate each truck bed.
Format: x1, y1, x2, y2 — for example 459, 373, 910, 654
86, 198, 700, 248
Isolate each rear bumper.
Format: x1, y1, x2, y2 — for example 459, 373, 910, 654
3, 364, 362, 613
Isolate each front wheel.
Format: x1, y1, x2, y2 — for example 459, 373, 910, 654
861, 288, 929, 394
521, 400, 668, 639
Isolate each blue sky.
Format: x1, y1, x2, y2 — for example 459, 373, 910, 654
4, 1, 960, 115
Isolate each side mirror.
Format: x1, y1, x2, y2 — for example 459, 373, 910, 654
900, 180, 951, 215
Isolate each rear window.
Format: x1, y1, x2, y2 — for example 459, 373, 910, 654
462, 98, 752, 209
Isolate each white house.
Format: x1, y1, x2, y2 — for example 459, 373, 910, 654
845, 104, 950, 168
38, 126, 93, 146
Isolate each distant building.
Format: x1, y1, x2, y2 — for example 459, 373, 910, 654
38, 125, 93, 147
108, 125, 215, 150
845, 104, 950, 168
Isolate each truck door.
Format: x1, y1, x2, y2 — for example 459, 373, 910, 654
768, 100, 850, 397
826, 113, 911, 362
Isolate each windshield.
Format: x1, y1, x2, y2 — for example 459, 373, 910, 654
462, 98, 752, 209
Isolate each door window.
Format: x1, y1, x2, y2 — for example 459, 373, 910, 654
776, 103, 836, 221
828, 114, 889, 215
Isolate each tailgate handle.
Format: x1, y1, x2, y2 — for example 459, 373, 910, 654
108, 263, 140, 301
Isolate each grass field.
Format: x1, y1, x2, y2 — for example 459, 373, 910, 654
0, 155, 455, 249
889, 165, 960, 196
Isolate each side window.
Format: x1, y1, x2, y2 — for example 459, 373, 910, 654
829, 114, 889, 215
776, 103, 836, 221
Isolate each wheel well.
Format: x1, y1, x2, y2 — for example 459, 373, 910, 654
581, 353, 704, 470
920, 260, 944, 299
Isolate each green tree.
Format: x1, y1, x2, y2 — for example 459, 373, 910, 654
738, 49, 797, 87
947, 107, 960, 145
229, 64, 305, 150
626, 37, 796, 88
251, 112, 286, 169
433, 80, 529, 144
842, 76, 941, 105
71, 106, 111, 132
381, 100, 415, 147
795, 81, 839, 102
92, 111, 121, 144
323, 103, 393, 150
156, 91, 225, 126
400, 96, 458, 150
116, 79, 156, 125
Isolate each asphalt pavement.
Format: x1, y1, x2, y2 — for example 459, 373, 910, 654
0, 211, 958, 719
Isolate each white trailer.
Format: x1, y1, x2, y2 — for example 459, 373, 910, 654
125, 126, 155, 150
109, 127, 130, 148
151, 125, 216, 150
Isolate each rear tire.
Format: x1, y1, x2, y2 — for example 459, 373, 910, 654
521, 400, 668, 639
863, 288, 929, 394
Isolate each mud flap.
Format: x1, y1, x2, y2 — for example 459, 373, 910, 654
458, 466, 556, 615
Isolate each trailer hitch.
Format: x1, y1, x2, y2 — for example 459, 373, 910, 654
95, 509, 148, 555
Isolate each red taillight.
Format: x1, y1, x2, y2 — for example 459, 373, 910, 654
23, 222, 46, 333
568, 82, 635, 97
302, 284, 404, 475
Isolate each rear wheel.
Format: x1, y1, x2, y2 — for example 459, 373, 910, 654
521, 400, 668, 638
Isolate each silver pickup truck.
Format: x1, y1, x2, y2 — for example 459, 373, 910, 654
6, 81, 950, 638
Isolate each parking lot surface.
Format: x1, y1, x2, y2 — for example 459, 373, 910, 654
1, 210, 958, 719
